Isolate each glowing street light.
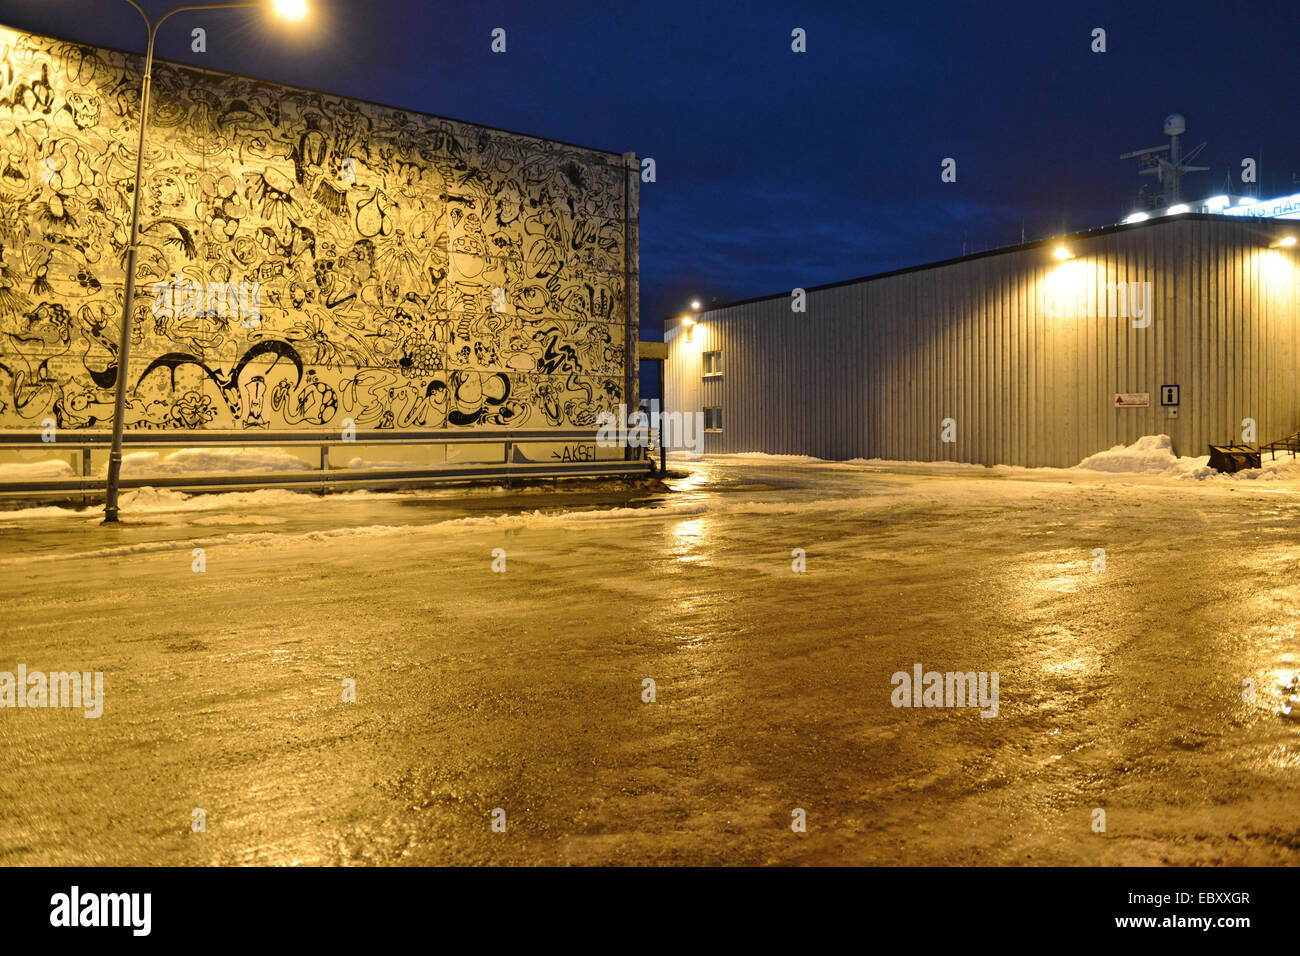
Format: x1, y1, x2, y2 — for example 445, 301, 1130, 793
690, 300, 701, 310
1167, 203, 1190, 215
104, 0, 310, 524
272, 0, 308, 19
1123, 211, 1149, 224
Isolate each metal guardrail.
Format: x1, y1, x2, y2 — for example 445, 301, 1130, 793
0, 429, 655, 502
0, 428, 616, 447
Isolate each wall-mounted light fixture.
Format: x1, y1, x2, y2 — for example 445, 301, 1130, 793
1053, 244, 1074, 260
1270, 235, 1298, 249
1166, 203, 1190, 215
1123, 211, 1149, 224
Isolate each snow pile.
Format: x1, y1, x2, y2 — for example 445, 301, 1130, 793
1074, 434, 1211, 477
111, 447, 310, 477
1073, 434, 1300, 482
0, 459, 75, 479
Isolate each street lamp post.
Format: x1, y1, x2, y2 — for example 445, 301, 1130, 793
104, 0, 307, 523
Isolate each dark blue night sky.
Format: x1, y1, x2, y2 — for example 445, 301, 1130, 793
3, 0, 1299, 343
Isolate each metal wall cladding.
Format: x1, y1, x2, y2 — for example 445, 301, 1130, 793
666, 217, 1300, 467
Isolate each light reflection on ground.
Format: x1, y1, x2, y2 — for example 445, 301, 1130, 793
1, 458, 1298, 865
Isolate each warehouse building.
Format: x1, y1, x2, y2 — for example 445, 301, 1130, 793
665, 214, 1300, 468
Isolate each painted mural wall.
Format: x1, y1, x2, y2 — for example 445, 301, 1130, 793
0, 24, 634, 433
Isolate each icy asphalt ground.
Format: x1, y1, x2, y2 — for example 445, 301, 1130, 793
1, 458, 1298, 866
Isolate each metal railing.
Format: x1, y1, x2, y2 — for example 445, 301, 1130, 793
1261, 432, 1300, 460
0, 429, 655, 503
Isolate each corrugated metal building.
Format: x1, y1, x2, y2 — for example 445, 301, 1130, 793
665, 215, 1300, 467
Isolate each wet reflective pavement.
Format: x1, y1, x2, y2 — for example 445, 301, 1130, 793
1, 460, 1298, 865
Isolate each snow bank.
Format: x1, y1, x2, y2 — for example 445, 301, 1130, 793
849, 457, 993, 470
111, 447, 310, 477
0, 472, 630, 520
1073, 435, 1300, 482
681, 435, 1300, 483
668, 451, 832, 463
119, 486, 406, 514
346, 456, 416, 469
0, 459, 75, 479
0, 486, 403, 519
702, 452, 826, 463
718, 436, 1211, 477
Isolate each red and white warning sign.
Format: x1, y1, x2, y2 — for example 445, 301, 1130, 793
1114, 392, 1150, 408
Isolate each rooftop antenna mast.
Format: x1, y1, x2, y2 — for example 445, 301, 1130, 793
1120, 113, 1209, 209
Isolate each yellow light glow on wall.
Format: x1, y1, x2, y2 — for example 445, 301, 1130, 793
1257, 248, 1299, 289
1041, 258, 1091, 319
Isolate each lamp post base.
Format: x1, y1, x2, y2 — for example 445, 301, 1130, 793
103, 452, 122, 523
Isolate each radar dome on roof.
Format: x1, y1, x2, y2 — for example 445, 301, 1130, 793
1163, 113, 1186, 136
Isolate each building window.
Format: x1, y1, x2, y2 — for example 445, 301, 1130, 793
703, 406, 723, 431
703, 350, 722, 377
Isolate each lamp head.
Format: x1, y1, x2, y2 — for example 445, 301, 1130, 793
271, 0, 308, 21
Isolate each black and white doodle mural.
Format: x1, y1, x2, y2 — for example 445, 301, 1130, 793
0, 25, 632, 432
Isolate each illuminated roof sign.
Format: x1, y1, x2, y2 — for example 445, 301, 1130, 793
1219, 193, 1300, 220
